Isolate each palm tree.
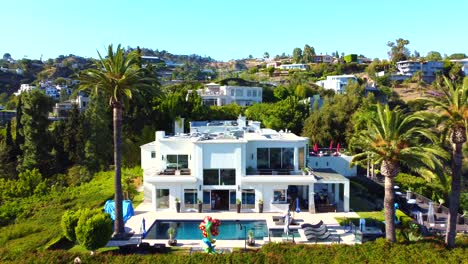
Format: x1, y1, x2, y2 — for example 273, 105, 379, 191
352, 104, 447, 242
79, 44, 157, 238
420, 76, 467, 248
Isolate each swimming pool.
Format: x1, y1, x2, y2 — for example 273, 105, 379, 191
145, 220, 268, 240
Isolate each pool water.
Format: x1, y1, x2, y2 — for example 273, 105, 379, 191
145, 220, 268, 240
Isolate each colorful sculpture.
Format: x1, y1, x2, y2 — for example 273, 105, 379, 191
199, 216, 221, 253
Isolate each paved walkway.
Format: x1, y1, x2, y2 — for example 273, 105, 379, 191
107, 202, 360, 248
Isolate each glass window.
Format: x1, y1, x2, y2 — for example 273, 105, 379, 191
203, 169, 236, 185
247, 90, 252, 97
258, 90, 262, 97
257, 148, 295, 169
252, 90, 257, 97
220, 169, 236, 185
166, 154, 188, 170
230, 89, 235, 96
178, 155, 188, 169
273, 189, 287, 203
270, 148, 282, 169
230, 191, 236, 205
203, 191, 210, 204
236, 89, 243, 96
203, 169, 219, 185
151, 151, 156, 159
242, 189, 255, 205
166, 155, 178, 169
184, 189, 197, 205
282, 148, 294, 169
156, 189, 169, 209
257, 148, 269, 169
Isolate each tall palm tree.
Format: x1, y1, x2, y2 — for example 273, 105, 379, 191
352, 104, 447, 242
420, 76, 467, 248
79, 44, 157, 238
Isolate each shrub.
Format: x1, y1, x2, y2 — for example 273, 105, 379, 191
75, 210, 112, 250
61, 210, 79, 242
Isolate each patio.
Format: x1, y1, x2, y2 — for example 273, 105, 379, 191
106, 201, 361, 249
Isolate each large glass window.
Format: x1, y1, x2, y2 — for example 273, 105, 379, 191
241, 189, 255, 205
184, 189, 197, 206
156, 189, 169, 209
166, 154, 188, 170
235, 89, 243, 96
151, 151, 156, 159
256, 148, 295, 169
203, 169, 236, 185
220, 169, 236, 185
257, 148, 269, 169
203, 169, 219, 185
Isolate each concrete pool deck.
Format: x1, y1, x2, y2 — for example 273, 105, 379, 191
106, 202, 360, 248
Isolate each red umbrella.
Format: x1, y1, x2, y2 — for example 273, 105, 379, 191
313, 143, 318, 153
329, 141, 333, 151
336, 143, 340, 153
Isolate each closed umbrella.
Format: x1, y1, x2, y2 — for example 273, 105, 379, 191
295, 198, 301, 213
336, 143, 340, 153
313, 143, 318, 153
141, 218, 147, 239
284, 211, 290, 235
427, 202, 435, 224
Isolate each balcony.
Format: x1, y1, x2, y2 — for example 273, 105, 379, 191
246, 169, 301, 176
158, 168, 192, 176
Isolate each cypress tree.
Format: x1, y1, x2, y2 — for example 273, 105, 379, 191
0, 121, 17, 179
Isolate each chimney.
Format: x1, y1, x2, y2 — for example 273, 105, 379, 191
237, 115, 246, 129
155, 131, 165, 140
174, 117, 185, 134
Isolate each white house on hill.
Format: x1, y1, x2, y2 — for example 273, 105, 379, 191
140, 116, 350, 213
315, 75, 358, 94
191, 83, 262, 106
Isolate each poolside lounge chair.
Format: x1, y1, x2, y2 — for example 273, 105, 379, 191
301, 220, 324, 229
305, 230, 341, 244
303, 225, 328, 236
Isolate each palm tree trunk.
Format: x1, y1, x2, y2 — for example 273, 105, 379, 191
384, 174, 396, 242
445, 142, 463, 248
113, 102, 125, 238
381, 160, 398, 242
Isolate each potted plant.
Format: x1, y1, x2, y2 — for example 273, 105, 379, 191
167, 227, 177, 246
236, 198, 241, 213
197, 198, 203, 213
301, 167, 309, 175
247, 230, 255, 246
436, 198, 445, 213
258, 199, 264, 213
175, 197, 181, 213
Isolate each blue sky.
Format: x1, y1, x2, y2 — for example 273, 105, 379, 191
1, 0, 467, 61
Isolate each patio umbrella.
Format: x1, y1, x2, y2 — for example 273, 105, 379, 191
329, 141, 333, 151
295, 198, 301, 213
336, 143, 340, 153
141, 218, 147, 239
427, 202, 435, 224
284, 211, 290, 235
313, 143, 318, 153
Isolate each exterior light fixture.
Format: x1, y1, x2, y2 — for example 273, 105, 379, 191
238, 185, 240, 191
199, 185, 201, 191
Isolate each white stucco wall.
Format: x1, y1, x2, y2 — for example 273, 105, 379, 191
307, 155, 357, 177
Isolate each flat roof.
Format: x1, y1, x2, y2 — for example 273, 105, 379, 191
313, 169, 349, 183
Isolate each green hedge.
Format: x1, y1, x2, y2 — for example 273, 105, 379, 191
1, 240, 467, 264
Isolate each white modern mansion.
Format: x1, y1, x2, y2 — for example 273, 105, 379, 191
141, 116, 351, 214
315, 75, 358, 94
191, 83, 262, 106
